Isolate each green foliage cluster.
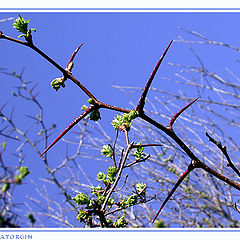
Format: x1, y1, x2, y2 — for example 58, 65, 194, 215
154, 219, 166, 228
13, 14, 36, 40
119, 183, 146, 209
97, 166, 117, 185
1, 166, 30, 193
111, 109, 139, 131
72, 164, 147, 227
72, 166, 117, 225
133, 143, 144, 160
15, 166, 30, 185
51, 78, 66, 91
101, 145, 113, 158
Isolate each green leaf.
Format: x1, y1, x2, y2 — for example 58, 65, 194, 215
107, 197, 115, 208
126, 194, 138, 206
14, 167, 30, 184
106, 166, 117, 184
113, 212, 128, 228
76, 210, 88, 222
154, 219, 166, 228
133, 143, 144, 160
15, 175, 22, 185
37, 129, 44, 135
88, 98, 95, 105
101, 145, 113, 158
111, 109, 138, 131
97, 194, 106, 204
19, 166, 30, 178
72, 192, 90, 205
127, 109, 139, 121
2, 183, 10, 192
91, 185, 104, 195
120, 197, 127, 208
13, 14, 29, 34
11, 91, 17, 97
107, 166, 117, 177
136, 183, 146, 197
97, 172, 107, 184
51, 78, 65, 91
81, 105, 88, 110
2, 142, 6, 151
13, 14, 36, 39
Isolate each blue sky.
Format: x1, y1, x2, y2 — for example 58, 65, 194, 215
1, 12, 239, 135
1, 12, 240, 227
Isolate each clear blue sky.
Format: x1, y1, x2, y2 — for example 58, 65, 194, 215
1, 12, 240, 227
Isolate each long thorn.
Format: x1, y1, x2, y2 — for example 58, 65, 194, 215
152, 163, 194, 223
40, 106, 96, 156
136, 40, 173, 113
67, 43, 83, 68
167, 97, 199, 129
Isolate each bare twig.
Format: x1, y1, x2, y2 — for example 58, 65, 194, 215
205, 132, 240, 178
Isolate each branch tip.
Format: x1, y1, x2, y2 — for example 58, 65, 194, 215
205, 131, 240, 178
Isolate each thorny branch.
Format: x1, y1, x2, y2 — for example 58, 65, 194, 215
1, 21, 240, 227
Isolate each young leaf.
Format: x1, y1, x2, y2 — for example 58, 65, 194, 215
13, 14, 36, 39
19, 166, 30, 178
101, 145, 113, 158
111, 109, 138, 131
51, 78, 65, 91
133, 143, 144, 160
72, 192, 90, 205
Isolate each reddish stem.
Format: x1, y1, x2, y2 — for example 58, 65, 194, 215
136, 40, 173, 113
167, 97, 199, 129
40, 105, 96, 156
152, 163, 194, 223
66, 44, 83, 68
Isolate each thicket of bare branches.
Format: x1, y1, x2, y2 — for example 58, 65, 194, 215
0, 16, 239, 228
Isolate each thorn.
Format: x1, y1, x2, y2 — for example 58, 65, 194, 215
67, 43, 83, 68
167, 97, 199, 129
0, 102, 8, 112
40, 106, 94, 157
152, 163, 194, 223
136, 40, 173, 113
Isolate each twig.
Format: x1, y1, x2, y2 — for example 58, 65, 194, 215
124, 154, 150, 168
101, 138, 133, 211
205, 132, 240, 178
